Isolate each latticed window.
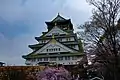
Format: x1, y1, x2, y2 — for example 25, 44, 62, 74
59, 48, 60, 51
47, 48, 61, 52
50, 57, 56, 61
43, 58, 48, 61
66, 38, 71, 41
55, 48, 57, 51
72, 56, 77, 60
59, 38, 62, 42
32, 59, 36, 62
46, 49, 48, 52
58, 57, 63, 60
38, 58, 42, 61
41, 40, 46, 43
65, 56, 70, 60
54, 48, 56, 51
52, 33, 59, 35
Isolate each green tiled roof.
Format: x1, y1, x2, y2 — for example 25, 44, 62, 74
35, 33, 75, 41
29, 44, 43, 49
22, 52, 84, 59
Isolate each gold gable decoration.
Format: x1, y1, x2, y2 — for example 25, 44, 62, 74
55, 22, 57, 26
52, 34, 55, 39
51, 35, 56, 44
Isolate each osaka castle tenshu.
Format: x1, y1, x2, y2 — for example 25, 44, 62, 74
22, 14, 84, 66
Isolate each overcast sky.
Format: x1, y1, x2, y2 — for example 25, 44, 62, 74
0, 0, 92, 65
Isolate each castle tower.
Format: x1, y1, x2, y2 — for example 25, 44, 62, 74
22, 14, 84, 66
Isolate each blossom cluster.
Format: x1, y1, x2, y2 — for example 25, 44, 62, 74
36, 66, 71, 80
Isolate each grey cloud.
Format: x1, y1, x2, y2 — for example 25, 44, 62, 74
0, 0, 92, 65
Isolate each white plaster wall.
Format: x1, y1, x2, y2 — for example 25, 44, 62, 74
45, 26, 67, 36
39, 40, 42, 43
25, 57, 83, 66
70, 37, 75, 41
74, 45, 79, 50
61, 38, 66, 42
35, 41, 75, 54
55, 57, 82, 65
38, 37, 75, 44
39, 40, 49, 44
60, 37, 75, 42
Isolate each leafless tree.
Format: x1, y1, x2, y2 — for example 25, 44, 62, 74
78, 0, 120, 80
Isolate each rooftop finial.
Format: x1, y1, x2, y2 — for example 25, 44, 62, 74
58, 13, 60, 16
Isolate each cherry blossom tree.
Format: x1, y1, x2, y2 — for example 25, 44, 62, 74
36, 65, 71, 80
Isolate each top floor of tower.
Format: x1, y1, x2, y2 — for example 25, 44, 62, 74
45, 13, 73, 31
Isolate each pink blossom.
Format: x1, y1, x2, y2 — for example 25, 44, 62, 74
36, 66, 71, 80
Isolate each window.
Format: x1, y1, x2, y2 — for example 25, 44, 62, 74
59, 48, 60, 51
50, 57, 56, 61
72, 56, 77, 60
68, 38, 71, 41
70, 62, 73, 64
48, 48, 60, 52
32, 59, 36, 62
42, 40, 46, 43
51, 49, 53, 51
43, 58, 48, 61
66, 38, 71, 41
54, 48, 56, 51
55, 48, 57, 51
47, 49, 48, 52
65, 56, 70, 60
52, 33, 59, 35
66, 38, 68, 41
59, 38, 62, 42
49, 49, 51, 51
58, 57, 63, 61
38, 58, 42, 61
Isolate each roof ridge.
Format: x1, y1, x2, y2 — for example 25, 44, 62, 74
52, 14, 66, 22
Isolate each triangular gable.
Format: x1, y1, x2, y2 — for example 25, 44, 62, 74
44, 26, 68, 36
35, 39, 77, 54
52, 14, 66, 22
